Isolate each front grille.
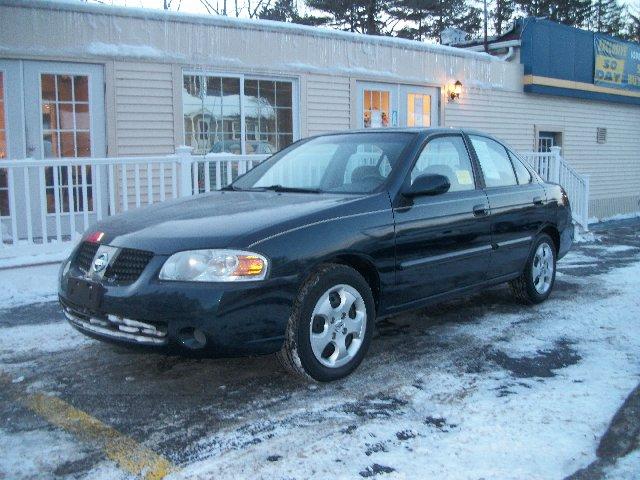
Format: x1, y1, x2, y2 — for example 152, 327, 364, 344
75, 242, 100, 273
104, 248, 154, 285
61, 298, 168, 346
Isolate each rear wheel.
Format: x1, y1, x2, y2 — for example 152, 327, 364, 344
277, 264, 375, 382
510, 233, 556, 304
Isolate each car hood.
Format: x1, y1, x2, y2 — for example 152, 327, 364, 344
91, 190, 381, 255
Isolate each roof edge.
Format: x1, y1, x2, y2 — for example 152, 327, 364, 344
0, 0, 502, 63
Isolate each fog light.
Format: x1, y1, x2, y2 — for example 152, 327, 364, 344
178, 327, 207, 349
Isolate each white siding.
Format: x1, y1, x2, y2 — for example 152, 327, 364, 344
113, 62, 175, 156
445, 88, 640, 216
306, 74, 351, 136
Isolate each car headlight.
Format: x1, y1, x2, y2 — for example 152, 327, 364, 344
159, 249, 268, 282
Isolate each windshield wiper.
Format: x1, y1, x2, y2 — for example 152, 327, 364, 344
259, 185, 323, 193
221, 185, 266, 192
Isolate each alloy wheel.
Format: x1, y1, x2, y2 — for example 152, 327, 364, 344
532, 242, 554, 294
309, 284, 367, 368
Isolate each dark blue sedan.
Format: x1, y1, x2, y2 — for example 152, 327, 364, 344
59, 128, 572, 381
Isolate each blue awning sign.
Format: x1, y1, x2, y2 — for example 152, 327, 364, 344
594, 35, 640, 92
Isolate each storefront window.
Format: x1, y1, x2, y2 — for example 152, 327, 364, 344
0, 72, 8, 217
41, 74, 93, 214
407, 93, 431, 127
183, 73, 294, 155
363, 90, 390, 128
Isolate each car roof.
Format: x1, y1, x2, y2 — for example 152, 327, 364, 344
314, 127, 493, 136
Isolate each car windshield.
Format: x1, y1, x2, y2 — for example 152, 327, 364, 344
231, 132, 416, 194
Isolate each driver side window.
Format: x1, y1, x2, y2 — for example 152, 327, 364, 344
411, 135, 475, 192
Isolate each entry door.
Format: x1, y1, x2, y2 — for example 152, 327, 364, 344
1, 60, 105, 241
0, 60, 24, 242
357, 82, 399, 128
399, 85, 439, 128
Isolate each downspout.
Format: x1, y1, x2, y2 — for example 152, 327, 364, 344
497, 46, 516, 61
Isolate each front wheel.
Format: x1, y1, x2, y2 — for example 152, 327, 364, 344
510, 233, 557, 304
277, 264, 375, 382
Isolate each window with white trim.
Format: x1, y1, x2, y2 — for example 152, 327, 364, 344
183, 73, 295, 156
40, 73, 93, 214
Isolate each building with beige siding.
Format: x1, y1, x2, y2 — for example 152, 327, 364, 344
0, 0, 638, 245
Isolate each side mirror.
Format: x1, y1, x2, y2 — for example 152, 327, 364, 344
404, 174, 451, 197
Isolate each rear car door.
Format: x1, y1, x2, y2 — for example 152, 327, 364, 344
393, 134, 492, 306
467, 134, 547, 279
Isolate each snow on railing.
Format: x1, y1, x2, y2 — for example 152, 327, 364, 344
521, 146, 590, 231
0, 148, 268, 248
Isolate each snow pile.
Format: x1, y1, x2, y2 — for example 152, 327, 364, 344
604, 451, 640, 479
0, 263, 62, 309
0, 322, 89, 361
0, 429, 86, 479
589, 211, 640, 225
0, 242, 72, 269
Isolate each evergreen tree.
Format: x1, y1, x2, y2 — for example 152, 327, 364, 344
387, 0, 439, 40
515, 0, 592, 28
625, 4, 640, 41
590, 0, 626, 35
493, 0, 516, 35
387, 0, 481, 41
258, 0, 297, 21
258, 0, 330, 24
304, 0, 391, 34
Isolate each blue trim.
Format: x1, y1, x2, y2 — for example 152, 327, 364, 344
518, 18, 640, 106
524, 84, 640, 106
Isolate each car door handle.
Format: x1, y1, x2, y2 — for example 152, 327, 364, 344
473, 204, 489, 217
533, 196, 544, 205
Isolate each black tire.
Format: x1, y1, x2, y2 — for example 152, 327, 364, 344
510, 233, 557, 305
276, 263, 375, 382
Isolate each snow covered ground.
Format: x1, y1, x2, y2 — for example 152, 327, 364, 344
0, 220, 639, 479
0, 263, 61, 308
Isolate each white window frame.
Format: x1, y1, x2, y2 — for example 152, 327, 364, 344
182, 70, 300, 155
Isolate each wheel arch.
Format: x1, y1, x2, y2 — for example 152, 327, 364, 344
538, 224, 560, 256
325, 253, 382, 313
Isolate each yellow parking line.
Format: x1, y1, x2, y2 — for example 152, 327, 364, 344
1, 372, 176, 480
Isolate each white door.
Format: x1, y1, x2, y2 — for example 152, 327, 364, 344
357, 82, 399, 128
1, 60, 105, 241
399, 85, 439, 128
0, 60, 24, 242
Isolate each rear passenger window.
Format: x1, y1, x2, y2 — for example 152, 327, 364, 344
469, 135, 517, 188
508, 151, 533, 185
411, 136, 475, 192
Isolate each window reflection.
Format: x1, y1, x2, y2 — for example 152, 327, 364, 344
183, 74, 294, 155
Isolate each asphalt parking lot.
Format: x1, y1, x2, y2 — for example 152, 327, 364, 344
1, 219, 639, 479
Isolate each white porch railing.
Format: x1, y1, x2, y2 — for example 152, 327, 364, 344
0, 145, 589, 250
0, 147, 268, 248
521, 146, 590, 231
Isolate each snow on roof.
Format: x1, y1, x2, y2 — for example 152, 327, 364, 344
182, 88, 276, 118
4, 0, 501, 63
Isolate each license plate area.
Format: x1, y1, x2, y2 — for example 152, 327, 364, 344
67, 278, 104, 310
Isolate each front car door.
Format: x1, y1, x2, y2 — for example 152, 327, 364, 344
467, 134, 547, 279
392, 134, 492, 307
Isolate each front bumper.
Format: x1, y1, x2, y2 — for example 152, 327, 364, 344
58, 255, 298, 356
